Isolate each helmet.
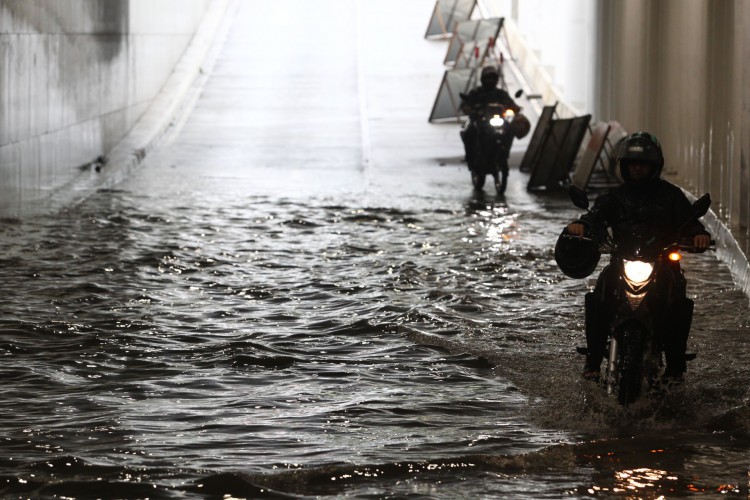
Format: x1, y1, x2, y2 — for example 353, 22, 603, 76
480, 66, 499, 87
616, 131, 664, 181
510, 113, 531, 139
554, 229, 601, 279
481, 66, 499, 79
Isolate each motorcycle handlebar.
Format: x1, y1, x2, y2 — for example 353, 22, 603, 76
561, 234, 716, 254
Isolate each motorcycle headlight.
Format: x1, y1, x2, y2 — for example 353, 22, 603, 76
623, 260, 654, 284
503, 109, 515, 119
489, 115, 504, 127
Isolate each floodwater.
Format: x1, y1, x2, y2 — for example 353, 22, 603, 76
2, 169, 748, 498
2, 0, 749, 498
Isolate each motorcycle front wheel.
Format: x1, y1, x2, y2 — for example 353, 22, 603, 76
616, 324, 645, 405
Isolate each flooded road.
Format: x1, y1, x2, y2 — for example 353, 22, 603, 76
1, 0, 749, 498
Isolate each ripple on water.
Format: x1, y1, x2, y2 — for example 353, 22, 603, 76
0, 190, 747, 497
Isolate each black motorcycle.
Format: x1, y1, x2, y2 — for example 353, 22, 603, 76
562, 186, 713, 405
460, 94, 528, 195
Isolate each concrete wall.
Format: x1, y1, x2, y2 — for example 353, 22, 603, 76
482, 0, 750, 296
0, 0, 210, 215
595, 0, 750, 289
480, 0, 598, 117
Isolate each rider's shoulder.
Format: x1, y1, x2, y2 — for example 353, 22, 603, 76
590, 189, 618, 209
654, 179, 688, 197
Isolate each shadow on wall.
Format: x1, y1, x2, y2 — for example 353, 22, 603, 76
3, 0, 129, 58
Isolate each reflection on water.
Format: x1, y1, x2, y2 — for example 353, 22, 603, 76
0, 183, 748, 497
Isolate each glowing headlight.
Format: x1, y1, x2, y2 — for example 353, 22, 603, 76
623, 260, 654, 283
489, 115, 504, 127
503, 109, 515, 118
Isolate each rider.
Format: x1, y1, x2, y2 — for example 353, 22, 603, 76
564, 132, 711, 383
459, 65, 520, 171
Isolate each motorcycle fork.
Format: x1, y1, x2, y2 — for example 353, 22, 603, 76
606, 338, 618, 395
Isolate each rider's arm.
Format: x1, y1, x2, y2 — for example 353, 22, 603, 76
670, 183, 711, 249
460, 89, 479, 115
570, 193, 612, 240
498, 92, 520, 114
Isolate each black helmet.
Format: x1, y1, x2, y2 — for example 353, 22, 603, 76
481, 66, 499, 79
480, 66, 499, 86
554, 229, 600, 279
617, 131, 664, 181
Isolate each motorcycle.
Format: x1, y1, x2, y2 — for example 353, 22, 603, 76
460, 92, 529, 195
562, 186, 713, 406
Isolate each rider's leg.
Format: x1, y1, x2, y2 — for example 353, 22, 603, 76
584, 291, 608, 375
495, 164, 508, 194
662, 297, 693, 379
461, 127, 476, 169
583, 266, 615, 378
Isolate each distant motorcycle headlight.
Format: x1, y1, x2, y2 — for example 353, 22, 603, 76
623, 260, 654, 284
489, 115, 504, 127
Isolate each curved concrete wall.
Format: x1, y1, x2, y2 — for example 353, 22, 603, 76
0, 0, 210, 215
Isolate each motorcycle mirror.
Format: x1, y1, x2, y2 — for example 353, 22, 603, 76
514, 89, 523, 98
692, 193, 711, 218
568, 185, 590, 211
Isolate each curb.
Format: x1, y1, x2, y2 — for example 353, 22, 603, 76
704, 211, 750, 301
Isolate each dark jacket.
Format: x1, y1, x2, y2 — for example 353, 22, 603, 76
580, 179, 709, 248
460, 87, 519, 116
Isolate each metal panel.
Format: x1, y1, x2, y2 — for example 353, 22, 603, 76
519, 104, 556, 173
571, 121, 610, 190
428, 68, 477, 123
527, 114, 591, 190
444, 18, 503, 66
425, 0, 477, 39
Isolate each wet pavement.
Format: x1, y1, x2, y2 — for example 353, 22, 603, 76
131, 0, 531, 205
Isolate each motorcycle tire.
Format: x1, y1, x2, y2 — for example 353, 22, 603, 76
617, 324, 644, 406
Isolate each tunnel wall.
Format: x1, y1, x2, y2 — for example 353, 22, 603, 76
595, 0, 750, 292
0, 0, 210, 215
483, 0, 750, 296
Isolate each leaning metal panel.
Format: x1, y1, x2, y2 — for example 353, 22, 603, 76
428, 68, 477, 122
527, 118, 572, 190
444, 18, 503, 66
572, 122, 610, 190
527, 115, 591, 190
519, 104, 557, 173
425, 0, 477, 39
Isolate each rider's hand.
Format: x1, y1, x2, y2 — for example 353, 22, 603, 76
567, 222, 586, 237
693, 234, 711, 250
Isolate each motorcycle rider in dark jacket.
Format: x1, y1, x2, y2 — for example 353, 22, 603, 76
459, 66, 520, 170
565, 132, 711, 382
